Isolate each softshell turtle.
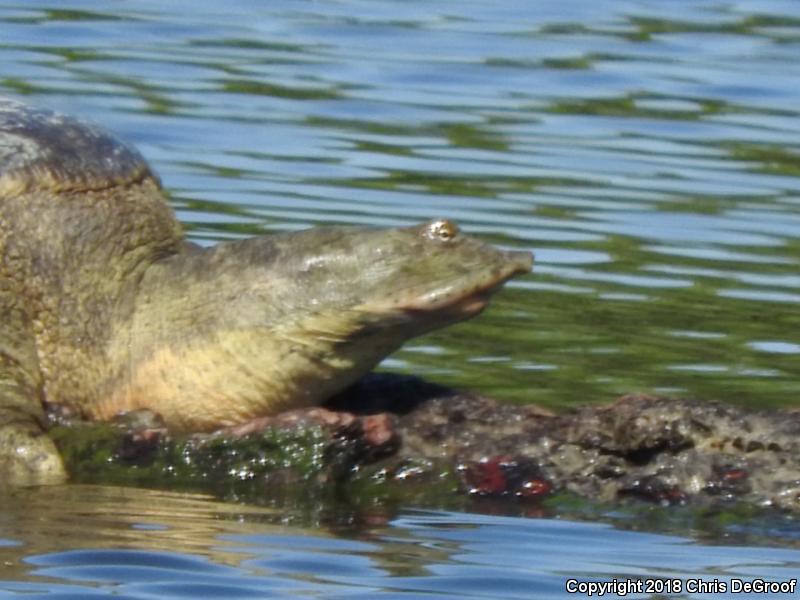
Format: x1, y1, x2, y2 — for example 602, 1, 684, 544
0, 98, 532, 486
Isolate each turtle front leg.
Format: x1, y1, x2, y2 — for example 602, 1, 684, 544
0, 295, 67, 486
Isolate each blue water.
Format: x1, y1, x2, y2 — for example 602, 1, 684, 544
1, 0, 800, 597
2, 486, 800, 599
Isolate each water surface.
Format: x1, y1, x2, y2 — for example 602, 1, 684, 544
0, 1, 799, 597
2, 486, 800, 600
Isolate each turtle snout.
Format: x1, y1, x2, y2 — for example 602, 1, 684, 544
505, 249, 534, 276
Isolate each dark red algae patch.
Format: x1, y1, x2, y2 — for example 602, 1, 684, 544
460, 455, 553, 500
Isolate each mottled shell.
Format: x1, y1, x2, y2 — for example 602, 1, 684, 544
0, 97, 183, 414
0, 97, 155, 196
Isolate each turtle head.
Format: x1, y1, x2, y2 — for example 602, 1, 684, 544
270, 218, 533, 335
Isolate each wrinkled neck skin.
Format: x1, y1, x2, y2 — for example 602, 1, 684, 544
97, 222, 531, 432
100, 239, 428, 431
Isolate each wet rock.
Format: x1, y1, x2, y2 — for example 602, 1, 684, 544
50, 374, 800, 512
388, 389, 800, 511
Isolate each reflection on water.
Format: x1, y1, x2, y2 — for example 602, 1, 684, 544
1, 486, 799, 599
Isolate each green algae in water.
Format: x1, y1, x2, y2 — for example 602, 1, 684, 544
48, 422, 470, 510
50, 423, 330, 490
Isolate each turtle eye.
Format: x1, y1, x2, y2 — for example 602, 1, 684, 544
425, 219, 459, 243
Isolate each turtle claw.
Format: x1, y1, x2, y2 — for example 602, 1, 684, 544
217, 407, 346, 438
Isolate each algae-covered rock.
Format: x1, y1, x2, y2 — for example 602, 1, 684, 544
50, 374, 800, 513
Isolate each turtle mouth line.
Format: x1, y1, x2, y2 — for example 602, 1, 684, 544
399, 269, 527, 318
359, 250, 532, 320
401, 250, 533, 317
441, 286, 499, 318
